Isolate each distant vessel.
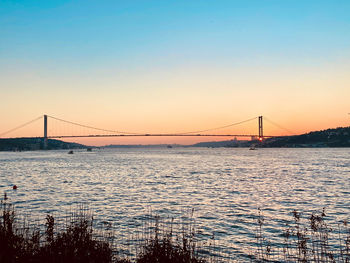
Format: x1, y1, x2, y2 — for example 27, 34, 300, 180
249, 145, 256, 150
68, 150, 74, 154
87, 148, 92, 152
167, 145, 173, 148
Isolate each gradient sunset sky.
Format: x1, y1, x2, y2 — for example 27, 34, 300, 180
1, 0, 349, 145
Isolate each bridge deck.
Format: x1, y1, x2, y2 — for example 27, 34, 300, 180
47, 134, 279, 139
2, 134, 282, 139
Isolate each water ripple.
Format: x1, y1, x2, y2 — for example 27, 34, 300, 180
0, 148, 349, 260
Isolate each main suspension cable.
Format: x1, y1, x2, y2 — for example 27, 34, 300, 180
48, 115, 259, 136
175, 116, 258, 135
47, 115, 144, 135
264, 117, 296, 135
0, 115, 43, 137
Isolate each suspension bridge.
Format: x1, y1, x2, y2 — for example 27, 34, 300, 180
0, 114, 294, 148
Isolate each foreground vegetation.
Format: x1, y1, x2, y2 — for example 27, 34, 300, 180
0, 193, 206, 263
1, 194, 350, 262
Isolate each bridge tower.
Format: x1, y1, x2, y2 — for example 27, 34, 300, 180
258, 116, 263, 140
44, 115, 48, 149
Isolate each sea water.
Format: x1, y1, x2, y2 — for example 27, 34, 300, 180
1, 148, 349, 260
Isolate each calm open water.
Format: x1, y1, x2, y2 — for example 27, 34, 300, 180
1, 148, 349, 260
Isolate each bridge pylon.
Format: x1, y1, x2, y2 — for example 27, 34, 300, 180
258, 116, 263, 141
44, 115, 48, 149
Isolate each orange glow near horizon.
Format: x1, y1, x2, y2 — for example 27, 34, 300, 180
1, 60, 349, 145
1, 113, 349, 146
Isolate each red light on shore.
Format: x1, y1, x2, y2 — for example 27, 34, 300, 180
259, 137, 263, 141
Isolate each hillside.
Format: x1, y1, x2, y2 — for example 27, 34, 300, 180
261, 126, 350, 147
0, 138, 86, 151
190, 126, 350, 148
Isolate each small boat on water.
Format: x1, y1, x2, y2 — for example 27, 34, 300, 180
68, 150, 74, 154
87, 148, 92, 152
249, 145, 256, 150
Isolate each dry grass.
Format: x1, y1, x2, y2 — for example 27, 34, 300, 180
253, 208, 350, 262
1, 192, 350, 262
0, 193, 114, 263
0, 194, 207, 263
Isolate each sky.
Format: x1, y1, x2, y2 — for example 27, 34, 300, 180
1, 0, 350, 145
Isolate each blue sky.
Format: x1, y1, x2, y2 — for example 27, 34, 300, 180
2, 0, 349, 69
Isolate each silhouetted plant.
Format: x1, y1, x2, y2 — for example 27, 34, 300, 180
2, 192, 350, 263
254, 208, 272, 262
136, 215, 206, 263
265, 207, 350, 262
0, 194, 116, 263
